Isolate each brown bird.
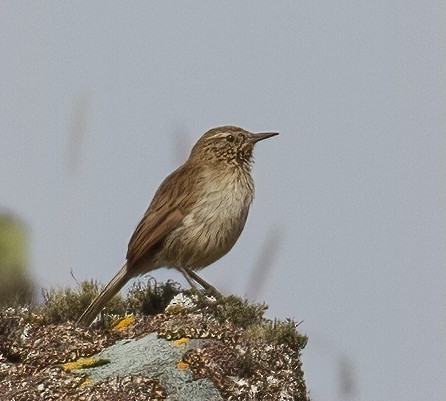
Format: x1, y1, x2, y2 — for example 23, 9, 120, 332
77, 125, 278, 326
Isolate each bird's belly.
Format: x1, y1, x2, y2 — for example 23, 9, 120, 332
162, 180, 253, 269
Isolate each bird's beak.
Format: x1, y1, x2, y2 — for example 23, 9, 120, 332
249, 131, 279, 143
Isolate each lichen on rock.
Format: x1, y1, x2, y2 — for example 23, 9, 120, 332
0, 279, 309, 400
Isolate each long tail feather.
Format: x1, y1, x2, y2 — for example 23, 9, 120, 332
77, 263, 131, 327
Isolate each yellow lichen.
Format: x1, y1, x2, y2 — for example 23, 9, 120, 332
63, 357, 110, 370
112, 315, 135, 331
176, 361, 189, 370
173, 337, 189, 346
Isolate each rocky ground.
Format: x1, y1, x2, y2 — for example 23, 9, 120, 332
0, 279, 309, 400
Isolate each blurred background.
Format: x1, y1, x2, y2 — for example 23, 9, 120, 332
1, 2, 445, 400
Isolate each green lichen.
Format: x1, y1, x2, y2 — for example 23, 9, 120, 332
245, 318, 308, 349
126, 278, 181, 316
41, 280, 125, 324
215, 295, 267, 328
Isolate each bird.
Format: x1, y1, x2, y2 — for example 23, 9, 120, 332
77, 125, 278, 326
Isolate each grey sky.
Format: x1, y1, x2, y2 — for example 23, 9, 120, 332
1, 2, 445, 400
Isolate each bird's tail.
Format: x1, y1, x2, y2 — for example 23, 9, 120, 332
77, 262, 131, 327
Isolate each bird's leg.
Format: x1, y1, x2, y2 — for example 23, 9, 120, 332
178, 266, 222, 298
178, 266, 200, 292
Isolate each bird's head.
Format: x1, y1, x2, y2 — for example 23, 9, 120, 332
189, 125, 279, 168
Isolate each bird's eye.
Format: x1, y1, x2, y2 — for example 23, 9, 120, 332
226, 134, 235, 142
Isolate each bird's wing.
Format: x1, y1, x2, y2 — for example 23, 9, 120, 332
126, 163, 201, 269
126, 206, 183, 268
